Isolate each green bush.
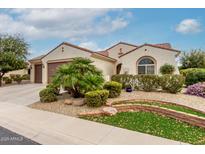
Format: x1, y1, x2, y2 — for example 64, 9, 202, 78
39, 88, 57, 103
103, 81, 122, 98
160, 63, 175, 74
180, 68, 205, 77
9, 74, 16, 80
12, 74, 23, 84
111, 74, 135, 88
85, 90, 109, 107
46, 83, 60, 95
2, 77, 12, 84
22, 74, 30, 80
111, 74, 185, 93
137, 75, 160, 92
160, 75, 185, 93
185, 71, 205, 86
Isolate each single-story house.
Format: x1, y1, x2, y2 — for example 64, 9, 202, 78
29, 42, 180, 84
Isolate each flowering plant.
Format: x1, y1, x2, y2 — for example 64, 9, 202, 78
186, 82, 205, 98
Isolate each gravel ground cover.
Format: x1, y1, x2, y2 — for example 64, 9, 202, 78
30, 90, 205, 117
29, 94, 103, 117
108, 90, 205, 112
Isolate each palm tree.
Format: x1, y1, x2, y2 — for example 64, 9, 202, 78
52, 57, 104, 98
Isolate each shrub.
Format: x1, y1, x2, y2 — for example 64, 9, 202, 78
46, 83, 60, 95
85, 90, 109, 107
180, 68, 205, 77
137, 75, 160, 92
160, 75, 185, 93
22, 74, 30, 80
186, 82, 205, 98
103, 81, 122, 98
111, 74, 135, 88
9, 74, 16, 80
160, 63, 175, 74
111, 74, 185, 93
185, 71, 205, 86
2, 77, 12, 84
12, 74, 23, 84
39, 88, 57, 103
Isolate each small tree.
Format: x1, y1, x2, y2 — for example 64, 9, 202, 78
0, 34, 28, 86
160, 63, 175, 74
53, 57, 104, 98
180, 49, 205, 69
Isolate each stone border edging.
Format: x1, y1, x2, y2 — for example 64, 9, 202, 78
113, 105, 205, 129
80, 99, 205, 129
110, 99, 205, 114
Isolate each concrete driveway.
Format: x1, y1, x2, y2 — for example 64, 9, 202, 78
0, 84, 45, 106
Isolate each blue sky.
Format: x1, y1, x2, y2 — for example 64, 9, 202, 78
0, 8, 204, 59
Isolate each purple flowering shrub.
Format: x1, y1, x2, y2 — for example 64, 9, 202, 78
185, 82, 205, 98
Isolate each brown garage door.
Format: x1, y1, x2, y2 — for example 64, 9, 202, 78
35, 64, 42, 83
48, 61, 69, 83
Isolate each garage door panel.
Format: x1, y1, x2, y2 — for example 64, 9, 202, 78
48, 62, 68, 83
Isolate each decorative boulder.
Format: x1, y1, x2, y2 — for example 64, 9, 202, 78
64, 99, 72, 105
72, 98, 85, 106
102, 107, 118, 116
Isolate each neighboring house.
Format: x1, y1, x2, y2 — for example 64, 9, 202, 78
4, 62, 30, 77
4, 69, 28, 77
29, 42, 180, 84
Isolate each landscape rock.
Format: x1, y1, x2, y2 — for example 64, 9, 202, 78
102, 107, 118, 116
72, 98, 85, 106
64, 99, 72, 105
106, 100, 113, 106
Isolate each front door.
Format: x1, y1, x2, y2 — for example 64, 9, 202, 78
35, 64, 42, 83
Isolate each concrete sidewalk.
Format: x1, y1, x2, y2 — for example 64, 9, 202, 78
0, 102, 186, 145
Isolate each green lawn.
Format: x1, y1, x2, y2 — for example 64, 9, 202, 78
82, 112, 205, 144
114, 101, 205, 118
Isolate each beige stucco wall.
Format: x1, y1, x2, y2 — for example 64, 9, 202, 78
30, 63, 35, 83
5, 69, 28, 77
30, 44, 116, 84
119, 45, 179, 75
90, 56, 115, 81
107, 43, 136, 60
41, 44, 91, 84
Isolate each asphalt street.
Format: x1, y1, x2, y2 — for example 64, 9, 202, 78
0, 126, 40, 145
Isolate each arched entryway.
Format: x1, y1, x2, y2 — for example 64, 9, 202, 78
137, 56, 156, 74
116, 63, 122, 74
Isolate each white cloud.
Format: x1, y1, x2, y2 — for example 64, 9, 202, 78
78, 41, 103, 51
176, 19, 202, 34
111, 17, 128, 31
0, 9, 130, 40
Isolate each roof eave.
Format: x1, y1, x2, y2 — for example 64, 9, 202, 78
92, 52, 117, 62
119, 44, 181, 58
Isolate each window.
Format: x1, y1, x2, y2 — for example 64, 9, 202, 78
137, 57, 155, 74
